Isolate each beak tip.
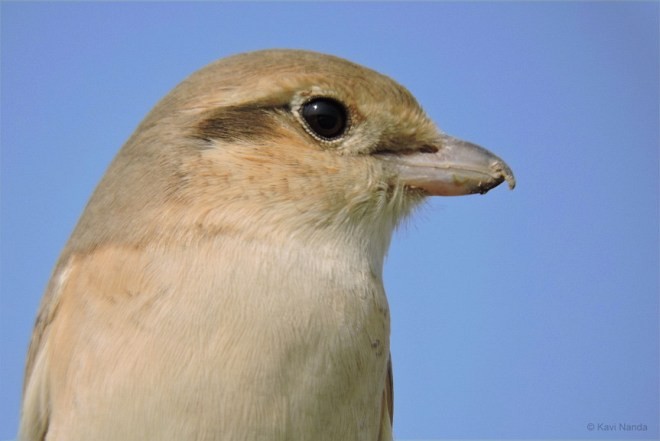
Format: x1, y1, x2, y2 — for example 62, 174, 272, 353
504, 173, 516, 190
491, 160, 516, 191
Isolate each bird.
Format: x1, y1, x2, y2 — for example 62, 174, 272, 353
18, 49, 515, 441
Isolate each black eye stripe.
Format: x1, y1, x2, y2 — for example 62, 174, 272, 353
193, 104, 278, 144
300, 98, 348, 140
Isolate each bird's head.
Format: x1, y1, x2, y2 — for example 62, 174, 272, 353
69, 50, 514, 255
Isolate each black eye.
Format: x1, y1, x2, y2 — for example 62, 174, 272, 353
301, 98, 348, 140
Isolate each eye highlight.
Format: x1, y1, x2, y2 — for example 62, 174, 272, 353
300, 98, 348, 140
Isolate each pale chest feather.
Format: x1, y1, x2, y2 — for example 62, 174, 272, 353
44, 236, 390, 440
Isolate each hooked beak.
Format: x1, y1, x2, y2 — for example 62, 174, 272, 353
375, 133, 516, 196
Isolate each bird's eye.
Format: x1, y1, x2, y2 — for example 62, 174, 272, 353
301, 98, 348, 140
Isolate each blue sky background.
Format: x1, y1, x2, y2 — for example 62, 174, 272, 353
1, 2, 658, 440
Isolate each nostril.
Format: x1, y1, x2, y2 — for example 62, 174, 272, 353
418, 145, 439, 154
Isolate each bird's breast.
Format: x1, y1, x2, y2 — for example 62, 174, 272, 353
54, 236, 390, 440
